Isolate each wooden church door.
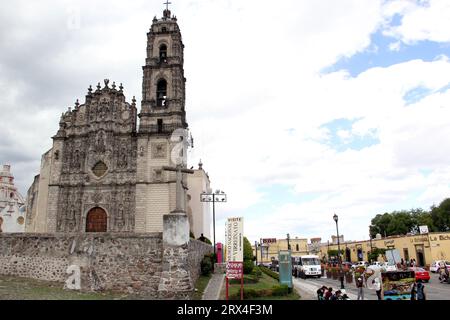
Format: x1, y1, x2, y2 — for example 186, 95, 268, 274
86, 207, 107, 232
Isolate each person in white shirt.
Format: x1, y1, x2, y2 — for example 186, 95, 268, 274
373, 277, 382, 300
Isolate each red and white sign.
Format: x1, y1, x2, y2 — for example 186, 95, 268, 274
226, 261, 243, 280
262, 238, 277, 244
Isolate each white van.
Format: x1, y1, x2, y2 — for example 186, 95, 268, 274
293, 255, 322, 278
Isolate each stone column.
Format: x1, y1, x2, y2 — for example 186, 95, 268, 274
158, 211, 193, 299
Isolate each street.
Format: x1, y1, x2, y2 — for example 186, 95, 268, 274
294, 272, 450, 300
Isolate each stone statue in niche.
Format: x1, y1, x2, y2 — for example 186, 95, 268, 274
117, 204, 124, 222
96, 131, 106, 153
69, 205, 76, 220
99, 101, 108, 120
118, 146, 128, 169
73, 150, 81, 170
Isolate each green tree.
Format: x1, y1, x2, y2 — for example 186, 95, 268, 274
431, 198, 450, 232
369, 198, 450, 238
243, 237, 254, 274
411, 208, 436, 233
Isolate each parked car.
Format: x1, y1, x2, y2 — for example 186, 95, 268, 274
351, 261, 368, 269
384, 262, 397, 272
430, 260, 450, 273
342, 262, 353, 269
368, 261, 396, 272
409, 267, 430, 283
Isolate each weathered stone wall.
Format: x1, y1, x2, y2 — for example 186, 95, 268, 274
0, 233, 163, 296
0, 233, 211, 299
188, 240, 213, 284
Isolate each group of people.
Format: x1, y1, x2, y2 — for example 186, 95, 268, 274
317, 275, 426, 300
410, 279, 426, 300
317, 286, 350, 300
399, 258, 417, 268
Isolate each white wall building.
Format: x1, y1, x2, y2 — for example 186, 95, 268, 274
186, 161, 212, 240
0, 165, 26, 233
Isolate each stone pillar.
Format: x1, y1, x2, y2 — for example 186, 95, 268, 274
158, 211, 193, 299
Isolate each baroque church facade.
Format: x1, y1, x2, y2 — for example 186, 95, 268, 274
26, 9, 191, 234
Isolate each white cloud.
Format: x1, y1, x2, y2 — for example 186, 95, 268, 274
389, 41, 402, 51
383, 0, 450, 44
1, 0, 450, 245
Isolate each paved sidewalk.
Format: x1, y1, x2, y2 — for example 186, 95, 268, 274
202, 273, 225, 300
293, 278, 360, 300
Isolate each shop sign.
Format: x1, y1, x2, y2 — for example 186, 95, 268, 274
430, 235, 450, 241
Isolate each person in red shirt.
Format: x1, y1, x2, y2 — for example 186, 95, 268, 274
324, 287, 333, 300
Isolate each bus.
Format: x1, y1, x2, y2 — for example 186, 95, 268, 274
293, 255, 322, 278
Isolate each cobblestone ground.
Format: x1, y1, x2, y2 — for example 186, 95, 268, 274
202, 273, 225, 300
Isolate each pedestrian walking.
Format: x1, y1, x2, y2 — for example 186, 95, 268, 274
373, 277, 382, 300
410, 282, 417, 300
356, 276, 364, 300
416, 280, 426, 300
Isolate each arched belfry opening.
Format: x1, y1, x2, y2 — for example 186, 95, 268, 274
157, 79, 167, 107
159, 44, 167, 62
86, 207, 107, 232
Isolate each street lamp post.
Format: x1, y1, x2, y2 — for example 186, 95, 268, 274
333, 213, 345, 289
201, 190, 227, 258
255, 241, 258, 266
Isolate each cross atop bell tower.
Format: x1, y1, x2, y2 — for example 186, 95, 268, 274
163, 1, 172, 19
138, 6, 187, 134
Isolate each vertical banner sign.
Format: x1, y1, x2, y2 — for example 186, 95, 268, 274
225, 217, 244, 300
278, 250, 293, 289
226, 217, 243, 262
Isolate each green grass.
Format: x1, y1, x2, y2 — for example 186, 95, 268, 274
225, 273, 300, 300
192, 274, 212, 300
0, 276, 135, 300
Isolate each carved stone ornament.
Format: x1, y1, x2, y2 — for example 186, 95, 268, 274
151, 143, 166, 159
92, 193, 103, 204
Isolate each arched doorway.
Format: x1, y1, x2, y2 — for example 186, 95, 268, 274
86, 207, 107, 232
357, 248, 363, 261
415, 245, 425, 267
345, 248, 351, 262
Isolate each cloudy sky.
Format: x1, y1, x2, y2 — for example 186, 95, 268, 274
1, 0, 450, 244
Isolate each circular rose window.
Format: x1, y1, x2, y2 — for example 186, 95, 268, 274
92, 161, 108, 178
17, 217, 25, 225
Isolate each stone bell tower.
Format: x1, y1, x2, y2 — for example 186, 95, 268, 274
135, 8, 190, 233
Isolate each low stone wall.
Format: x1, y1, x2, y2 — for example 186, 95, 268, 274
188, 240, 214, 283
0, 233, 163, 296
0, 233, 212, 299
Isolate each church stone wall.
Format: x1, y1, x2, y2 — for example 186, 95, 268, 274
0, 234, 212, 298
187, 239, 213, 285
0, 233, 163, 296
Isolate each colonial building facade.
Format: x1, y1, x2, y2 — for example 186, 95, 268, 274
0, 165, 26, 233
26, 9, 191, 234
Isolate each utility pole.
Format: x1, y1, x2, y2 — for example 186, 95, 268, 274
201, 190, 227, 258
